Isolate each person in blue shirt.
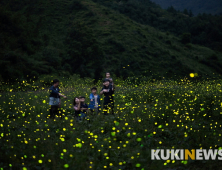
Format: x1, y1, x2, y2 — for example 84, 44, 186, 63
49, 79, 67, 118
89, 87, 101, 115
100, 79, 114, 115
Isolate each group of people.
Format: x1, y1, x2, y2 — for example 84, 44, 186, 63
49, 72, 115, 120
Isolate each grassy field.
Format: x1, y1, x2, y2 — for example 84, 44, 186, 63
0, 76, 222, 170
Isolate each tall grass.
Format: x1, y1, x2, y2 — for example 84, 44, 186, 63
0, 76, 222, 170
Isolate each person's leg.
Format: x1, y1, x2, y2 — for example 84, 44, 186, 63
49, 97, 59, 119
75, 114, 79, 122
90, 109, 94, 115
49, 105, 53, 118
79, 112, 84, 120
51, 105, 58, 119
95, 107, 99, 115
54, 98, 62, 118
49, 97, 54, 118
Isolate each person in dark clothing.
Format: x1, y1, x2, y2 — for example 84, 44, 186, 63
49, 79, 67, 118
100, 79, 114, 115
105, 72, 115, 111
73, 97, 81, 121
105, 72, 114, 87
79, 96, 88, 119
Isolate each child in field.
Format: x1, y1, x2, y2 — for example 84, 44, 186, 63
105, 72, 114, 88
73, 96, 88, 121
73, 97, 81, 121
79, 96, 88, 119
100, 79, 114, 115
89, 87, 101, 115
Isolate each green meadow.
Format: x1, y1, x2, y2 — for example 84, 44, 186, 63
0, 75, 222, 170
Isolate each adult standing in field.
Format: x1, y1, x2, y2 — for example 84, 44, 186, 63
105, 72, 115, 113
49, 79, 67, 118
105, 72, 114, 88
100, 79, 114, 115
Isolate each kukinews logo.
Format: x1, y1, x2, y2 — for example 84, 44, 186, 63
151, 149, 222, 160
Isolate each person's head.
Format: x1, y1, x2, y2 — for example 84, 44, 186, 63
91, 87, 97, 94
103, 79, 110, 87
106, 72, 110, 78
79, 96, 85, 103
73, 97, 79, 105
53, 79, 59, 87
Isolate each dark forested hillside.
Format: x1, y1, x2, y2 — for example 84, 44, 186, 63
0, 0, 222, 82
93, 0, 222, 52
150, 0, 222, 15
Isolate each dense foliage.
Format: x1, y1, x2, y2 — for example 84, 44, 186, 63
94, 0, 222, 51
0, 0, 222, 82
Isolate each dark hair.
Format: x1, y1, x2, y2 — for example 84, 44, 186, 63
79, 96, 85, 99
103, 78, 110, 83
53, 79, 59, 84
73, 97, 79, 106
91, 87, 97, 91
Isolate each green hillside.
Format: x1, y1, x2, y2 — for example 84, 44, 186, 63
0, 0, 222, 82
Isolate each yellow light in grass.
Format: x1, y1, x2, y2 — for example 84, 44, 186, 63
190, 73, 194, 78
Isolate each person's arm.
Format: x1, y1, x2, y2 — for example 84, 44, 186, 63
58, 87, 67, 99
81, 103, 88, 110
90, 93, 93, 101
74, 102, 81, 111
50, 87, 67, 98
100, 88, 105, 95
100, 90, 104, 95
58, 93, 67, 98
